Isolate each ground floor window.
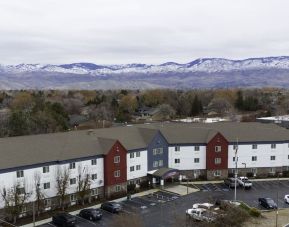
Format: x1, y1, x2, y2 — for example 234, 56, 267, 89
214, 170, 221, 177
70, 194, 76, 202
251, 168, 257, 175
44, 199, 51, 207
115, 185, 121, 192
136, 179, 141, 185
91, 188, 98, 196
269, 167, 276, 174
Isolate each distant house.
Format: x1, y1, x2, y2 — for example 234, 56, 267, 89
134, 106, 160, 121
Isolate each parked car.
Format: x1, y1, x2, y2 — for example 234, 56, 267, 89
284, 195, 289, 203
79, 208, 102, 221
52, 213, 76, 227
192, 203, 214, 209
101, 201, 122, 213
186, 208, 216, 222
224, 178, 238, 188
258, 198, 277, 209
237, 176, 252, 188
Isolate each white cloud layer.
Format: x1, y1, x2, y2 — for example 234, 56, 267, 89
0, 0, 289, 64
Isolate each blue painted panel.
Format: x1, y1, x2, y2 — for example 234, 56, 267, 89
147, 131, 169, 171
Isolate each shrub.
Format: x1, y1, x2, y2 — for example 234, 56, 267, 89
246, 172, 254, 178
127, 184, 136, 193
249, 208, 261, 217
282, 171, 289, 177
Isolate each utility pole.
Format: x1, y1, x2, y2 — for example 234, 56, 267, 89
234, 138, 238, 202
276, 173, 281, 227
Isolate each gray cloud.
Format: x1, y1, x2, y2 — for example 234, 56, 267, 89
0, 0, 289, 64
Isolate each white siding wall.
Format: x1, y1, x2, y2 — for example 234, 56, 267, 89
228, 143, 289, 169
168, 146, 206, 170
0, 157, 104, 209
127, 150, 148, 180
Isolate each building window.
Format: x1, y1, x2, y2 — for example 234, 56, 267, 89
153, 161, 158, 168
159, 160, 163, 167
115, 185, 121, 192
271, 144, 276, 149
233, 157, 235, 162
269, 168, 275, 173
91, 174, 97, 180
44, 199, 51, 207
43, 182, 50, 190
16, 187, 25, 195
175, 159, 180, 164
194, 158, 200, 163
114, 156, 120, 163
130, 153, 135, 159
91, 159, 97, 165
252, 144, 257, 149
288, 155, 289, 159
136, 151, 140, 157
215, 146, 221, 152
251, 168, 257, 174
43, 166, 49, 173
69, 162, 76, 169
270, 156, 276, 161
16, 170, 24, 178
214, 170, 221, 177
194, 146, 200, 151
70, 194, 76, 202
136, 165, 141, 170
252, 156, 257, 161
153, 148, 163, 155
233, 145, 238, 150
215, 158, 221, 164
175, 146, 180, 152
70, 178, 76, 185
114, 170, 120, 177
91, 188, 98, 196
130, 166, 135, 172
136, 179, 141, 184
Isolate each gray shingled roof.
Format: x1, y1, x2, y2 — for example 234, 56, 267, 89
1, 122, 289, 170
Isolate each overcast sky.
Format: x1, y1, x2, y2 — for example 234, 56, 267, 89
0, 0, 289, 65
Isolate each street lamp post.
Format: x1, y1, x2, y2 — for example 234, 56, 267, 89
276, 172, 281, 227
234, 139, 239, 202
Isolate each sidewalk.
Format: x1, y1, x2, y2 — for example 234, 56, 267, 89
21, 189, 159, 227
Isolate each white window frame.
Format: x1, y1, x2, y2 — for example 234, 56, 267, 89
194, 146, 200, 151
153, 161, 158, 168
130, 166, 135, 172
43, 182, 50, 190
114, 170, 120, 177
136, 151, 140, 157
43, 166, 49, 173
136, 165, 141, 170
252, 144, 258, 149
194, 158, 200, 163
215, 146, 221, 152
270, 156, 276, 161
44, 199, 51, 207
91, 173, 97, 180
271, 144, 276, 149
214, 170, 221, 177
91, 188, 98, 196
174, 158, 180, 164
175, 146, 180, 152
159, 160, 163, 167
91, 159, 97, 165
70, 194, 76, 202
70, 178, 76, 185
215, 158, 221, 164
252, 156, 257, 161
115, 185, 121, 192
130, 153, 135, 159
16, 170, 24, 178
269, 167, 276, 174
69, 162, 76, 169
114, 156, 120, 163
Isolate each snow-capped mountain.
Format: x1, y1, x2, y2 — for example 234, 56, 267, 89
1, 56, 289, 90
1, 56, 289, 75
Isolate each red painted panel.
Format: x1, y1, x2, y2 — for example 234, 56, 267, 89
206, 133, 228, 170
104, 141, 127, 186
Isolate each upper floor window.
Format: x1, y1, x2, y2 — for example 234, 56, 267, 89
91, 159, 97, 165
114, 156, 120, 163
159, 160, 163, 167
70, 178, 76, 185
16, 170, 24, 178
43, 166, 50, 173
214, 158, 221, 164
194, 146, 200, 151
130, 166, 135, 172
252, 144, 257, 149
43, 182, 50, 190
271, 144, 276, 149
233, 157, 236, 162
215, 146, 221, 152
175, 159, 180, 164
153, 148, 163, 155
114, 170, 120, 177
136, 165, 141, 170
175, 146, 180, 152
130, 153, 135, 159
194, 158, 200, 163
136, 151, 140, 157
69, 162, 76, 169
270, 156, 276, 161
91, 174, 97, 180
252, 156, 257, 161
153, 161, 158, 168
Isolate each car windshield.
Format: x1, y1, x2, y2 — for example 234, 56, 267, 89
266, 199, 275, 204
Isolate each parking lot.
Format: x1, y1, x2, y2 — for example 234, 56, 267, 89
38, 180, 289, 227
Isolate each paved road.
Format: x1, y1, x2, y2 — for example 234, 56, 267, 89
38, 180, 289, 227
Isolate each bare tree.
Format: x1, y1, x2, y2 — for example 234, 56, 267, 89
76, 165, 91, 205
0, 182, 31, 224
33, 171, 44, 216
55, 166, 70, 210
